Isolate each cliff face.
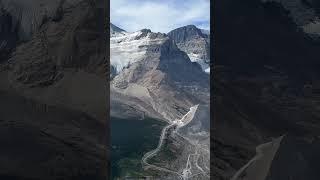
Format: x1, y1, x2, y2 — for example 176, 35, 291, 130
168, 25, 210, 73
0, 0, 108, 179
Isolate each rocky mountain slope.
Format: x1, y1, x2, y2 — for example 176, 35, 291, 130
0, 0, 108, 179
168, 25, 210, 73
110, 23, 210, 179
110, 24, 209, 121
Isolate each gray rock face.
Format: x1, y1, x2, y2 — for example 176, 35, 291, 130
168, 25, 210, 73
0, 0, 66, 41
6, 0, 107, 88
0, 0, 68, 62
157, 37, 208, 84
167, 25, 208, 43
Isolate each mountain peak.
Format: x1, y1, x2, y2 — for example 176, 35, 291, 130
184, 24, 198, 29
173, 24, 200, 32
110, 23, 126, 35
186, 24, 200, 29
167, 25, 206, 43
167, 25, 210, 73
140, 28, 152, 33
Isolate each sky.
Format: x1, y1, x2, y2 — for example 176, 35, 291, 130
110, 0, 210, 33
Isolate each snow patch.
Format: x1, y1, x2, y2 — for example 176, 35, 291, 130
187, 53, 210, 74
110, 30, 166, 74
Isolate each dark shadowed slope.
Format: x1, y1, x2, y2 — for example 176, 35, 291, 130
214, 0, 320, 179
0, 0, 107, 179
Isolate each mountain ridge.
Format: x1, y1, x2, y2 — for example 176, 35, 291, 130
110, 23, 209, 121
168, 24, 210, 73
110, 23, 211, 73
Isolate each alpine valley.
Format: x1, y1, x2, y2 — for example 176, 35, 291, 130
110, 23, 210, 179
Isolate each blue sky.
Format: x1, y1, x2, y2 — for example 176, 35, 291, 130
110, 0, 210, 33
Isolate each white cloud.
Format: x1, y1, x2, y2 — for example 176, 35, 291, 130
111, 0, 210, 33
